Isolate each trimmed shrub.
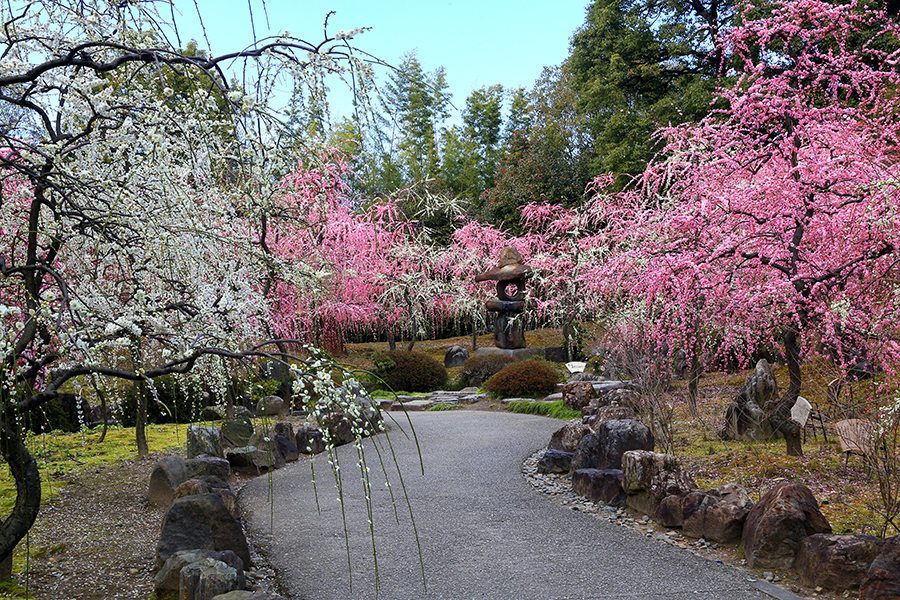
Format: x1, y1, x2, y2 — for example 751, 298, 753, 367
459, 354, 519, 388
484, 360, 560, 398
371, 350, 447, 393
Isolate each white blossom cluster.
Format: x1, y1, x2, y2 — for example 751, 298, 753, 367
0, 0, 375, 403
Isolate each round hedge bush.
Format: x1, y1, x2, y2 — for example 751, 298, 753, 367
459, 353, 519, 388
484, 359, 560, 398
372, 350, 447, 393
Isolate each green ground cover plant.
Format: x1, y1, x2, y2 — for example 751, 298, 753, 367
507, 399, 580, 420
0, 426, 185, 516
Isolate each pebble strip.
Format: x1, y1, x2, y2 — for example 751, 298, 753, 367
521, 449, 727, 561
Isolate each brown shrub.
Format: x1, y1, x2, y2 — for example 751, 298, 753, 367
484, 360, 560, 398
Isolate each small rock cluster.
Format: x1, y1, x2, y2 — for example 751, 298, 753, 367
529, 376, 900, 599
523, 452, 731, 561
149, 454, 273, 599
146, 386, 385, 599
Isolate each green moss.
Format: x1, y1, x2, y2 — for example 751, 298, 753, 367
0, 425, 185, 516
0, 578, 31, 598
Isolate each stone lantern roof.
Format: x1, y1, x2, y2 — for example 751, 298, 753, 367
474, 247, 534, 282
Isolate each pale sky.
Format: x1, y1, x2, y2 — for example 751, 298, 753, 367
174, 0, 589, 123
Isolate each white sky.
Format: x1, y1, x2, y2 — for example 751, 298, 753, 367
172, 0, 589, 124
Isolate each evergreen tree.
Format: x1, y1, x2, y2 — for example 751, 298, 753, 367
382, 51, 451, 184
567, 0, 731, 179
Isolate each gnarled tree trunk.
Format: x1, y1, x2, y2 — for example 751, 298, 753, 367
0, 415, 41, 573
770, 328, 803, 457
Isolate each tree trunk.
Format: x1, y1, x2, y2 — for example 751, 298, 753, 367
472, 314, 477, 352
386, 327, 396, 352
136, 379, 149, 459
89, 377, 109, 443
770, 328, 803, 457
688, 350, 702, 421
0, 416, 41, 568
224, 358, 235, 420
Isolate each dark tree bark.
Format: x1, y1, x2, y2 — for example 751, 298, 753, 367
386, 327, 397, 352
770, 328, 803, 457
0, 417, 41, 567
688, 349, 703, 420
136, 379, 149, 459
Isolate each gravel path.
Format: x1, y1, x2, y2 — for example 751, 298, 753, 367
240, 411, 786, 600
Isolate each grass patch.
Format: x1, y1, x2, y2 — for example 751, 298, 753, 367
428, 403, 460, 411
368, 390, 431, 400
0, 424, 186, 516
0, 578, 31, 599
507, 399, 580, 420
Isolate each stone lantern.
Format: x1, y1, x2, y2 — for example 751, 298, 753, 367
475, 246, 533, 349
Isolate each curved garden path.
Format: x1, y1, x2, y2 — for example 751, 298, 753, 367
240, 411, 791, 600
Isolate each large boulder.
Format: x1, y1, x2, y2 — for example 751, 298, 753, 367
681, 484, 753, 543
320, 413, 355, 446
155, 549, 245, 593
180, 557, 244, 600
572, 469, 626, 506
588, 403, 635, 431
594, 381, 641, 412
249, 424, 298, 463
861, 535, 900, 600
220, 417, 254, 449
256, 395, 285, 418
157, 494, 251, 568
171, 478, 240, 520
148, 456, 187, 508
596, 419, 654, 470
724, 359, 778, 441
296, 426, 326, 455
621, 450, 698, 518
796, 533, 882, 592
444, 345, 470, 368
187, 426, 224, 459
742, 359, 780, 412
274, 435, 299, 463
340, 384, 383, 436
742, 481, 832, 569
186, 457, 231, 481
227, 446, 281, 474
173, 478, 217, 499
317, 385, 384, 446
548, 422, 591, 453
201, 405, 253, 421
273, 421, 295, 441
570, 432, 602, 473
562, 382, 596, 413
723, 397, 772, 441
537, 450, 573, 474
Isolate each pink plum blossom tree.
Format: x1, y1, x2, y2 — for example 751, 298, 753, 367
581, 0, 900, 456
267, 151, 456, 352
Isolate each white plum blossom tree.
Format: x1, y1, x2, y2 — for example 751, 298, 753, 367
0, 0, 381, 569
